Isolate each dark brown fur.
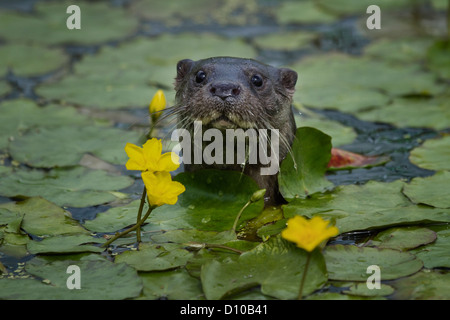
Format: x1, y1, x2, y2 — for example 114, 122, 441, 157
173, 57, 297, 205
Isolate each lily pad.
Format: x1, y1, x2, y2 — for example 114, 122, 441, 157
409, 135, 450, 171
356, 96, 450, 130
83, 200, 145, 233
139, 269, 204, 300
316, 0, 410, 16
427, 40, 450, 80
0, 43, 68, 77
0, 99, 95, 150
342, 283, 395, 297
0, 81, 10, 96
283, 180, 450, 234
201, 236, 328, 300
27, 234, 105, 254
0, 167, 134, 208
0, 197, 88, 237
324, 244, 423, 281
278, 127, 334, 200
114, 243, 193, 272
368, 227, 437, 251
0, 1, 139, 45
151, 229, 236, 245
36, 34, 256, 109
252, 31, 316, 51
403, 171, 450, 208
9, 125, 142, 167
148, 170, 264, 232
392, 270, 450, 300
364, 38, 433, 64
411, 228, 450, 269
275, 1, 338, 24
290, 53, 444, 112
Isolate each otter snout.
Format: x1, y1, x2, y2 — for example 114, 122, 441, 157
209, 81, 241, 100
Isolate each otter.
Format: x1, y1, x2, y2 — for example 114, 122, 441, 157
172, 57, 298, 205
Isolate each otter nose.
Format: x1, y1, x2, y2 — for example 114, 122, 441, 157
210, 82, 241, 100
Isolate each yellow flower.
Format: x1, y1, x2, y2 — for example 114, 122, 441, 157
281, 216, 339, 252
149, 90, 167, 121
124, 138, 180, 172
142, 171, 185, 206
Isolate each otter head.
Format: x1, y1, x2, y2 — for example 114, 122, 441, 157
174, 57, 297, 131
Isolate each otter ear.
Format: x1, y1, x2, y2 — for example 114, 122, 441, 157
278, 68, 298, 96
175, 59, 194, 84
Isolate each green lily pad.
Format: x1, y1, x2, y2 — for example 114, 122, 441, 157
148, 170, 264, 232
283, 180, 450, 234
0, 167, 134, 208
252, 31, 316, 51
36, 34, 256, 109
9, 125, 142, 167
139, 268, 204, 300
427, 40, 450, 80
290, 53, 444, 112
295, 113, 357, 147
201, 236, 327, 300
403, 171, 450, 208
0, 99, 95, 150
151, 229, 236, 245
278, 127, 334, 200
316, 0, 410, 16
369, 227, 437, 251
342, 283, 395, 297
356, 96, 450, 130
275, 1, 338, 24
409, 135, 450, 171
0, 1, 139, 45
324, 244, 423, 281
27, 234, 105, 254
411, 228, 450, 269
392, 270, 450, 300
1, 255, 142, 300
0, 81, 10, 96
0, 197, 88, 237
83, 200, 145, 233
114, 243, 193, 272
0, 43, 68, 77
364, 38, 433, 64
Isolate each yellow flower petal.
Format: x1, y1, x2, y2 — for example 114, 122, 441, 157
142, 171, 185, 207
158, 152, 180, 172
124, 143, 146, 171
281, 215, 339, 252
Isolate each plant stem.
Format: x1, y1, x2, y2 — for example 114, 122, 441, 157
231, 200, 251, 233
102, 206, 154, 248
298, 252, 312, 300
204, 244, 244, 254
136, 188, 147, 243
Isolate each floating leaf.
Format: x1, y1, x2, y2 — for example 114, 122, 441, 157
201, 236, 327, 300
148, 170, 264, 232
275, 1, 338, 24
342, 283, 395, 297
0, 167, 134, 208
0, 43, 68, 77
409, 135, 450, 171
328, 148, 389, 170
0, 1, 139, 45
324, 244, 423, 281
368, 227, 437, 251
253, 31, 316, 51
392, 270, 450, 300
278, 127, 333, 200
403, 171, 450, 208
0, 99, 94, 150
114, 243, 193, 272
9, 126, 141, 167
151, 229, 236, 245
139, 269, 204, 300
427, 40, 450, 80
283, 180, 450, 234
27, 234, 105, 254
364, 38, 433, 64
356, 96, 450, 130
0, 81, 10, 96
316, 0, 410, 16
0, 197, 88, 237
411, 228, 450, 269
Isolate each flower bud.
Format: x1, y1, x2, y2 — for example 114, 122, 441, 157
250, 189, 266, 203
149, 90, 167, 122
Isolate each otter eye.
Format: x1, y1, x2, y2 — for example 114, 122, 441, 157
195, 70, 207, 83
251, 75, 263, 87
